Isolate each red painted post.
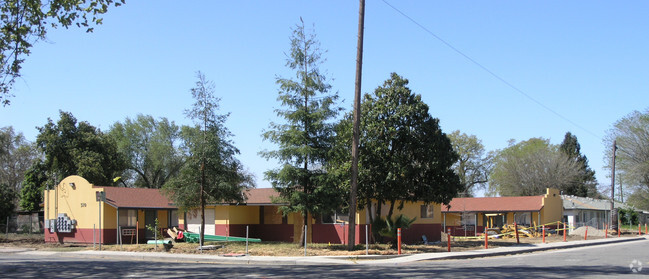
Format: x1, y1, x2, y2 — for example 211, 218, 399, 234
397, 228, 402, 255
646, 224, 647, 235
514, 222, 520, 244
584, 226, 588, 240
542, 225, 545, 243
484, 227, 488, 249
639, 224, 642, 236
447, 228, 451, 252
618, 225, 621, 237
605, 224, 608, 239
563, 223, 567, 242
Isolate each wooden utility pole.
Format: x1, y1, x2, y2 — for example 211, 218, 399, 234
610, 140, 617, 233
348, 0, 365, 250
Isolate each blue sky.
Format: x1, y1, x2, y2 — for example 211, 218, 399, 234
1, 1, 647, 194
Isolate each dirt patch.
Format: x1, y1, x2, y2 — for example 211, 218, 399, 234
569, 226, 607, 237
0, 232, 638, 256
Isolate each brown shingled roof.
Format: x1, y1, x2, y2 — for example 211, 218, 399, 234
244, 188, 281, 205
100, 186, 176, 209
443, 196, 543, 212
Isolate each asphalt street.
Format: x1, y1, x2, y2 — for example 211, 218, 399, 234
0, 240, 647, 278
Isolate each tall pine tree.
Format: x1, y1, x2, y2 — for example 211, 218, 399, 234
164, 72, 253, 244
560, 132, 598, 197
261, 19, 341, 246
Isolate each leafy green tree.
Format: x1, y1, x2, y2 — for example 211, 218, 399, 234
559, 132, 599, 197
357, 73, 462, 224
447, 130, 490, 197
0, 183, 16, 225
261, 19, 341, 246
0, 0, 124, 106
109, 115, 187, 188
164, 72, 253, 244
0, 126, 39, 193
618, 208, 638, 226
604, 109, 649, 209
35, 111, 126, 185
489, 138, 582, 196
19, 159, 47, 211
627, 188, 649, 211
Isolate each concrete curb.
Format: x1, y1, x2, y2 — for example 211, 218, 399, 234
410, 236, 647, 262
6, 236, 648, 266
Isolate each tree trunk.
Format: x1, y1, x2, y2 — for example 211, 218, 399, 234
366, 199, 376, 243
298, 210, 307, 247
387, 200, 395, 221
200, 161, 205, 245
367, 200, 374, 225
376, 200, 382, 221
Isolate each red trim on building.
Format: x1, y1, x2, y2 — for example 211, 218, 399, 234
44, 228, 169, 244
211, 224, 294, 242
402, 224, 442, 243
446, 225, 485, 237
311, 224, 370, 245
45, 228, 117, 244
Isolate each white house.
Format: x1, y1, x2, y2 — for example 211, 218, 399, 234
562, 195, 611, 231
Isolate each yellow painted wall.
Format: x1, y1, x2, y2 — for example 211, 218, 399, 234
158, 210, 168, 228
263, 206, 284, 224
229, 206, 259, 224
444, 213, 462, 226
291, 212, 313, 243
104, 205, 117, 229
213, 206, 227, 225
138, 210, 145, 227
362, 201, 443, 224
44, 176, 105, 230
288, 212, 301, 225
185, 205, 286, 226
541, 188, 563, 224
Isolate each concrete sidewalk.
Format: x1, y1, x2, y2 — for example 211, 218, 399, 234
5, 235, 648, 266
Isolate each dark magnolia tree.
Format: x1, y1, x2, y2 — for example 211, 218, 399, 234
559, 132, 599, 197
356, 73, 463, 224
261, 19, 342, 246
447, 130, 490, 197
109, 115, 187, 188
489, 138, 582, 196
604, 108, 649, 209
0, 0, 124, 106
164, 72, 253, 244
35, 110, 126, 185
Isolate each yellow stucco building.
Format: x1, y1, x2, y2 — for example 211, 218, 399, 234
45, 175, 564, 245
44, 176, 177, 244
442, 188, 563, 236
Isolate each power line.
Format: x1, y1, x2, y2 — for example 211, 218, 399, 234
381, 0, 602, 140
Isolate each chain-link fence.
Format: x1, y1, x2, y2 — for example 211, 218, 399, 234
570, 217, 648, 233
0, 212, 43, 235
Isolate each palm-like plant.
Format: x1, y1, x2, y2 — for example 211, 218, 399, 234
378, 214, 416, 248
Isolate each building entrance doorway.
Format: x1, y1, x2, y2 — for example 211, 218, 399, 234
144, 210, 157, 240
